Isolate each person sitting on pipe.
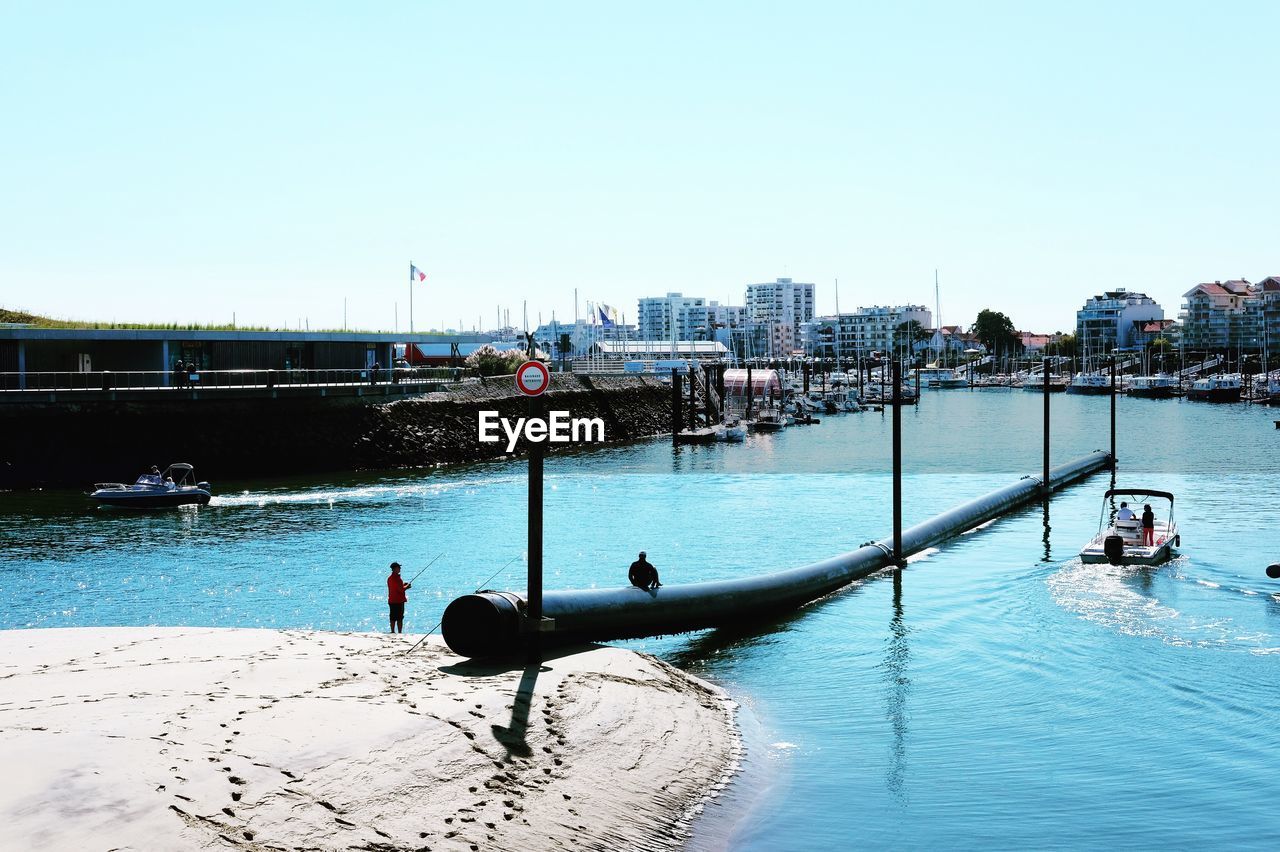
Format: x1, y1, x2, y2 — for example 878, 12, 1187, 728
628, 551, 661, 591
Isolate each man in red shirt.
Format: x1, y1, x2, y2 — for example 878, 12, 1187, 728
387, 562, 411, 633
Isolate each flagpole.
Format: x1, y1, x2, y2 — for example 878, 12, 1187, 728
408, 261, 414, 335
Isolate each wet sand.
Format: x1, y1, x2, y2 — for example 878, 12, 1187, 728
0, 628, 738, 850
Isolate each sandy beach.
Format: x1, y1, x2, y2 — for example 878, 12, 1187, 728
0, 628, 738, 851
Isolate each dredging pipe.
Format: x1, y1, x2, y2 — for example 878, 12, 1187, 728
441, 450, 1112, 658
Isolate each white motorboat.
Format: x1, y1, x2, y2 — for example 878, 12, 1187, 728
1186, 374, 1242, 402
915, 365, 968, 389
1080, 489, 1179, 566
1128, 373, 1179, 399
1021, 373, 1070, 392
90, 463, 212, 508
749, 406, 787, 432
1066, 372, 1113, 395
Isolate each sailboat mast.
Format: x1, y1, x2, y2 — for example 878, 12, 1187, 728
935, 269, 941, 367
833, 277, 842, 374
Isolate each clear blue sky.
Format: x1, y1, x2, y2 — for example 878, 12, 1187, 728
2, 1, 1276, 333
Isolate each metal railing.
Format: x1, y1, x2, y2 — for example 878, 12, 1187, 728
0, 366, 472, 393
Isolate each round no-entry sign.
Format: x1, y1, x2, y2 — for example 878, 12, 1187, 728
515, 360, 550, 396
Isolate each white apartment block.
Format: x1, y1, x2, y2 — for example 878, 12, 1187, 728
745, 278, 815, 353
809, 305, 933, 358
637, 293, 709, 343
1075, 289, 1164, 355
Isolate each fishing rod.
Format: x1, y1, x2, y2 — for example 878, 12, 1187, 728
405, 553, 443, 586
403, 556, 521, 656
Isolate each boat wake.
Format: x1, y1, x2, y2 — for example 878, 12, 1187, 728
208, 475, 524, 508
1047, 558, 1280, 655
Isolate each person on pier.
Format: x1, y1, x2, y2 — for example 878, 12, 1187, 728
387, 561, 412, 633
629, 551, 661, 591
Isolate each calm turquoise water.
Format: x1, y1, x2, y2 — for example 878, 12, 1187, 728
3, 390, 1279, 848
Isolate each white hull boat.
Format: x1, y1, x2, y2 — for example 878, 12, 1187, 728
1080, 488, 1179, 566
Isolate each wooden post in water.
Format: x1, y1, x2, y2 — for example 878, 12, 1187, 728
688, 365, 696, 432
892, 360, 903, 565
1043, 357, 1050, 496
527, 395, 544, 663
671, 369, 682, 444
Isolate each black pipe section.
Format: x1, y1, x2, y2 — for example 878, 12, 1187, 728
442, 451, 1113, 658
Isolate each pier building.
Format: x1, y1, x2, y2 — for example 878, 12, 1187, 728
0, 327, 493, 391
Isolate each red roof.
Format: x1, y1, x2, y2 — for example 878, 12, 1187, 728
1184, 282, 1231, 297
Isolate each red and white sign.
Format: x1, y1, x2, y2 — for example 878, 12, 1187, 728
515, 360, 550, 397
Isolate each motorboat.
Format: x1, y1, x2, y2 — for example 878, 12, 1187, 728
1080, 489, 1179, 566
1021, 374, 1070, 392
90, 463, 212, 508
915, 365, 968, 389
749, 406, 787, 432
1065, 372, 1113, 395
1128, 373, 1180, 399
1186, 374, 1242, 403
1266, 378, 1280, 406
860, 383, 918, 405
675, 426, 719, 445
719, 419, 746, 442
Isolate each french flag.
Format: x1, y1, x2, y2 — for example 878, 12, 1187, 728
410, 264, 426, 283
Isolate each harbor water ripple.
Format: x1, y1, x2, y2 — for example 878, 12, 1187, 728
3, 390, 1279, 848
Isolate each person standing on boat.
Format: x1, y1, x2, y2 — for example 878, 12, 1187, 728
628, 551, 661, 591
1141, 504, 1156, 547
387, 561, 411, 633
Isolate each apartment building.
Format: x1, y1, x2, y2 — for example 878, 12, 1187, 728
745, 278, 815, 353
1075, 289, 1165, 354
636, 293, 709, 343
1179, 278, 1280, 352
806, 305, 933, 359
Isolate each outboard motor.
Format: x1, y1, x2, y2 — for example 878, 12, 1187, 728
1267, 563, 1280, 579
1103, 535, 1125, 566
197, 481, 211, 492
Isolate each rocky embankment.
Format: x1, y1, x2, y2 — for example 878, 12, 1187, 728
0, 374, 671, 488
359, 373, 670, 468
